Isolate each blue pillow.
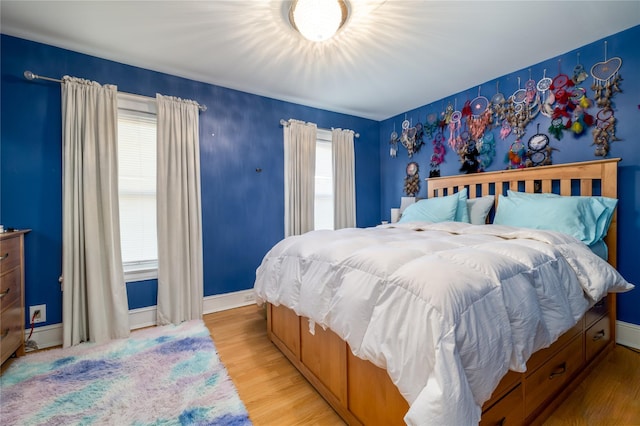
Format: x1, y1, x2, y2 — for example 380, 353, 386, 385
453, 188, 470, 223
399, 192, 459, 224
494, 194, 607, 245
506, 190, 617, 242
466, 195, 494, 225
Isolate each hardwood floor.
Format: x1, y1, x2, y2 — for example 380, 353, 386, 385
206, 305, 640, 426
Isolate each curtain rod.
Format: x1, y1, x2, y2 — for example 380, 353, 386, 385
23, 70, 207, 112
279, 119, 360, 138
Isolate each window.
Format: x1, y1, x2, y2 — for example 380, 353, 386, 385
117, 94, 158, 281
314, 129, 334, 230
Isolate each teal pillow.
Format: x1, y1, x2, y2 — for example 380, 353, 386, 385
494, 194, 607, 245
506, 190, 617, 242
399, 192, 459, 224
453, 188, 470, 223
466, 195, 494, 225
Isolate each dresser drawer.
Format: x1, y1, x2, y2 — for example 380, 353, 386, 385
0, 235, 21, 273
524, 334, 584, 417
585, 297, 608, 329
0, 266, 21, 312
480, 384, 524, 426
0, 300, 23, 363
586, 315, 610, 361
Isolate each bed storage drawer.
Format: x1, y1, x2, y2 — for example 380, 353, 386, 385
525, 320, 583, 374
480, 384, 524, 426
584, 297, 608, 329
300, 319, 347, 404
524, 334, 584, 418
585, 315, 610, 362
483, 370, 521, 410
269, 303, 300, 358
347, 351, 409, 426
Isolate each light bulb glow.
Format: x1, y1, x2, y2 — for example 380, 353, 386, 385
291, 0, 347, 42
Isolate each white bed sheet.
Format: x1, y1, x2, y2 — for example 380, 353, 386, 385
253, 221, 633, 425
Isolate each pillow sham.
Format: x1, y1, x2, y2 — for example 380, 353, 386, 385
493, 194, 607, 245
466, 195, 494, 225
453, 188, 470, 223
505, 190, 617, 243
399, 192, 459, 224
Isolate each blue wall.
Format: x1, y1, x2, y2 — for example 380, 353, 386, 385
0, 35, 380, 327
380, 25, 640, 326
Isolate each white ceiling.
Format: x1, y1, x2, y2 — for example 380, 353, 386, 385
2, 1, 639, 121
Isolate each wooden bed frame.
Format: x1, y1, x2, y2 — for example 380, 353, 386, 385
266, 158, 621, 425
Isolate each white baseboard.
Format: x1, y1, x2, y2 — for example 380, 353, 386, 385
24, 289, 256, 350
616, 320, 640, 351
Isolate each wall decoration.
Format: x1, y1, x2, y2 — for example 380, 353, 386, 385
389, 125, 399, 157
526, 124, 556, 167
572, 53, 589, 84
477, 132, 496, 171
590, 42, 622, 157
429, 131, 446, 178
505, 139, 526, 169
404, 161, 420, 196
459, 141, 480, 174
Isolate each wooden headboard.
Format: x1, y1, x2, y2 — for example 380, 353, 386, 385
426, 158, 621, 267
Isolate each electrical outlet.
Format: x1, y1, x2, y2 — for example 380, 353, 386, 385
243, 293, 255, 303
29, 304, 46, 324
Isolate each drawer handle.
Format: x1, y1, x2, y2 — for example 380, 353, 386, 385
549, 362, 567, 379
0, 252, 8, 261
592, 330, 606, 341
497, 416, 507, 426
1, 328, 9, 340
0, 287, 10, 299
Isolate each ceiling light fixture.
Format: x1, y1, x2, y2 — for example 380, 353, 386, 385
289, 0, 349, 42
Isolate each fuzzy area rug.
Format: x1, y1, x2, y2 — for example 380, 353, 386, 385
0, 320, 252, 426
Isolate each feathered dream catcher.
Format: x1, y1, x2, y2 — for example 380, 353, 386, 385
404, 161, 420, 196
389, 125, 399, 157
547, 57, 595, 140
429, 131, 446, 178
399, 117, 425, 157
525, 124, 557, 167
590, 42, 622, 157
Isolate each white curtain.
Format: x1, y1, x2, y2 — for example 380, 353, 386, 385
332, 128, 356, 229
61, 76, 130, 347
284, 119, 317, 237
156, 94, 203, 325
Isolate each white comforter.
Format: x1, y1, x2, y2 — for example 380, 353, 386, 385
253, 222, 633, 425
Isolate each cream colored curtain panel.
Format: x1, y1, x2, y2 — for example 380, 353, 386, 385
156, 94, 204, 325
61, 76, 130, 347
331, 128, 356, 229
283, 119, 317, 237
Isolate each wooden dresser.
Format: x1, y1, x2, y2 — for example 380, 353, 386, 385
1, 230, 29, 366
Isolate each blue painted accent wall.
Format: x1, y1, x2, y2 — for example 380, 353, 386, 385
380, 25, 640, 326
0, 34, 380, 327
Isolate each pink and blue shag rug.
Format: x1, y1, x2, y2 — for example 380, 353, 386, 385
0, 320, 252, 425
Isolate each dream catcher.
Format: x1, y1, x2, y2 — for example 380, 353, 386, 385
424, 112, 439, 138
447, 100, 463, 150
400, 118, 417, 157
505, 139, 526, 170
566, 86, 594, 136
505, 78, 534, 138
404, 161, 420, 196
525, 69, 538, 105
468, 87, 492, 141
538, 69, 555, 118
413, 122, 425, 154
476, 132, 496, 171
389, 125, 399, 157
429, 131, 446, 178
526, 124, 556, 167
572, 52, 589, 85
590, 41, 622, 156
492, 81, 507, 123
